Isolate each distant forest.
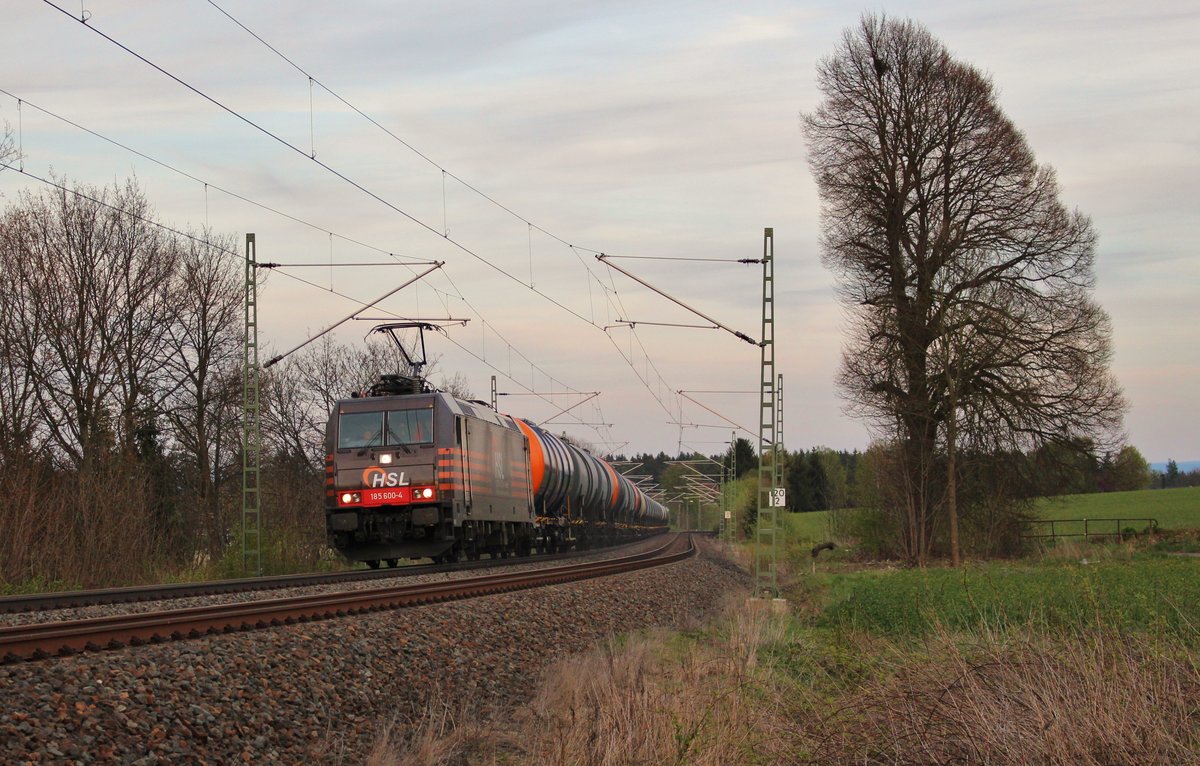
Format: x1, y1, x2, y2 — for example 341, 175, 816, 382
611, 440, 1198, 516
0, 173, 1191, 587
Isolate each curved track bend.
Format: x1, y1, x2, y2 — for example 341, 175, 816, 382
1, 533, 696, 664
0, 536, 662, 615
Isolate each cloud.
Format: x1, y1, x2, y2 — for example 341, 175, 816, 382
0, 0, 1195, 457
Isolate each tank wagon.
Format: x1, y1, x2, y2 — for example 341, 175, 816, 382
324, 377, 668, 567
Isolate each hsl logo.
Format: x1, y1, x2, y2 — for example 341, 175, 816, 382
362, 466, 410, 488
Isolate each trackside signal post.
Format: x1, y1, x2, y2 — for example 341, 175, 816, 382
242, 233, 263, 576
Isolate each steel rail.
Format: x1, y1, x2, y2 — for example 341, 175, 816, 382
0, 534, 696, 664
0, 536, 664, 615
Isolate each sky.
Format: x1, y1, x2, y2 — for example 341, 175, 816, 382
1, 0, 1196, 462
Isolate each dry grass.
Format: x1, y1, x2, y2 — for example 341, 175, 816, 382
365, 572, 1200, 765
1034, 536, 1139, 563
516, 602, 789, 766
802, 628, 1200, 764
367, 593, 792, 766
363, 702, 494, 766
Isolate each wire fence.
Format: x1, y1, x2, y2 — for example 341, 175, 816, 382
1022, 517, 1159, 542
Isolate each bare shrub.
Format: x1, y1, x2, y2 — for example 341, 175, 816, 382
0, 455, 166, 587
0, 457, 57, 587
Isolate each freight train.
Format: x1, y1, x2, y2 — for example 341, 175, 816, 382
324, 374, 669, 568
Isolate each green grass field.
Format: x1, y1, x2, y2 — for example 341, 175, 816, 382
1035, 486, 1200, 529
769, 486, 1200, 641
781, 508, 831, 543
779, 486, 1200, 546
742, 488, 1200, 762
811, 555, 1200, 639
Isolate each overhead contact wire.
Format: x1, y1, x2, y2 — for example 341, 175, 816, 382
0, 161, 373, 310
0, 112, 612, 445
200, 0, 684, 434
38, 0, 595, 329
0, 88, 427, 264
438, 269, 616, 444
204, 0, 599, 257
35, 1, 728, 445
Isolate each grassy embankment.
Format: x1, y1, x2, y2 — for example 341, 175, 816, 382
372, 487, 1200, 764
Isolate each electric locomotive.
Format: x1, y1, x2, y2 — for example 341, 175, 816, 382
323, 324, 668, 567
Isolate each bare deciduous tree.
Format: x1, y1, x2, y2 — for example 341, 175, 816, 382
162, 231, 243, 555
0, 229, 40, 464
263, 336, 419, 470
0, 169, 490, 583
805, 15, 1125, 563
0, 121, 16, 170
0, 177, 194, 583
3, 177, 178, 466
106, 190, 179, 454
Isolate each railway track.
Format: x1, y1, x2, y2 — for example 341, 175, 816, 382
0, 535, 663, 615
0, 532, 696, 664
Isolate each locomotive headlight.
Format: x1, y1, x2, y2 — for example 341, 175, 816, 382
341, 492, 354, 504
420, 487, 434, 499
380, 453, 393, 465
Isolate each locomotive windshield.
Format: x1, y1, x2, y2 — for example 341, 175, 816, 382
386, 408, 433, 445
338, 408, 433, 449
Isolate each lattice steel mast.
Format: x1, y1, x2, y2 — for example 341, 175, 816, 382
725, 430, 737, 544
755, 228, 779, 598
242, 233, 262, 576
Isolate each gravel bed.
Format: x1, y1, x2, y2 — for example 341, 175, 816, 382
0, 538, 748, 765
0, 536, 668, 629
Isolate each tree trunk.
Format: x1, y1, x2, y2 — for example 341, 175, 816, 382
947, 402, 960, 567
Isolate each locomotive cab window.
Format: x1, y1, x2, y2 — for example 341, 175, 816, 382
338, 411, 384, 449
386, 408, 433, 446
